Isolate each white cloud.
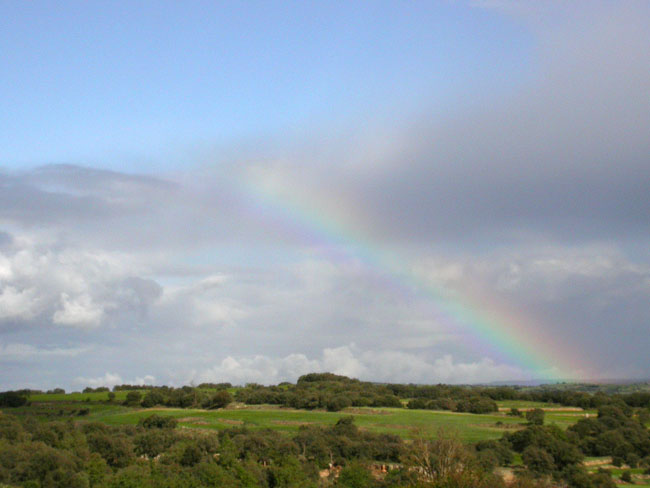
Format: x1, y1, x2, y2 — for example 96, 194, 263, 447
74, 372, 123, 389
0, 233, 161, 329
0, 286, 40, 320
193, 345, 540, 386
53, 293, 104, 328
73, 372, 156, 388
156, 276, 247, 328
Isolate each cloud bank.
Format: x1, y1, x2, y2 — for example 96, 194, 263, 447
1, 2, 649, 389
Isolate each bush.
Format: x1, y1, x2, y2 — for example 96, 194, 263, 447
526, 409, 545, 426
124, 391, 142, 406
87, 432, 134, 468
140, 390, 165, 408
138, 414, 177, 429
0, 391, 28, 408
522, 446, 554, 475
336, 461, 376, 488
326, 395, 352, 412
204, 390, 233, 409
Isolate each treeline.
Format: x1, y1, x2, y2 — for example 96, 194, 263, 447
235, 374, 403, 411
125, 387, 234, 410
387, 383, 650, 410
6, 374, 650, 414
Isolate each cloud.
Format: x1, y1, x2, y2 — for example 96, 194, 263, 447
1, 2, 649, 387
74, 372, 123, 389
237, 2, 649, 247
0, 342, 91, 361
0, 232, 162, 329
73, 372, 156, 389
193, 345, 541, 385
52, 293, 104, 327
0, 286, 39, 321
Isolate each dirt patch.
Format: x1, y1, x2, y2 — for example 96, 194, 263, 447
343, 408, 393, 415
583, 457, 612, 467
270, 420, 314, 426
495, 467, 515, 483
498, 407, 584, 412
217, 418, 244, 425
489, 423, 525, 430
177, 417, 211, 425
467, 423, 524, 431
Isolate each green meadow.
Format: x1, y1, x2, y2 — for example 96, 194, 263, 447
12, 391, 595, 443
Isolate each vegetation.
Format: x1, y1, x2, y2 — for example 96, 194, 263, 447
1, 375, 649, 487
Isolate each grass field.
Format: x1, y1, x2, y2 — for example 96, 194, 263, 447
7, 392, 595, 444
29, 390, 130, 402
89, 404, 530, 442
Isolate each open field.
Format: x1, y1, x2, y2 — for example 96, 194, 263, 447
29, 390, 130, 402
5, 392, 596, 443
96, 404, 530, 442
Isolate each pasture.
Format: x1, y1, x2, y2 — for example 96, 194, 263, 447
11, 391, 596, 443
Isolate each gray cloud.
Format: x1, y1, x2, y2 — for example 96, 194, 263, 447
234, 1, 650, 246
1, 2, 649, 388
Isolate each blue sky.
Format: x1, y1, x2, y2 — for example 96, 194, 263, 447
1, 1, 649, 389
1, 1, 531, 170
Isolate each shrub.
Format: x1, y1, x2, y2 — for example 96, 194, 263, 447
138, 414, 177, 429
0, 391, 28, 408
204, 390, 233, 409
526, 409, 545, 426
124, 391, 142, 406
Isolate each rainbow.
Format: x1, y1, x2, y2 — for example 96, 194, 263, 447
237, 167, 589, 380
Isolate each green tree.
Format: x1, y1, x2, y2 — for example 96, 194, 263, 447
522, 446, 554, 475
124, 391, 142, 406
204, 390, 233, 409
526, 408, 545, 426
336, 461, 376, 488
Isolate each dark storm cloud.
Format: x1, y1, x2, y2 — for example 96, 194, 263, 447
341, 4, 650, 245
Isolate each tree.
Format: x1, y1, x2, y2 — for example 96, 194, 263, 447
180, 443, 202, 466
138, 414, 177, 429
124, 391, 142, 406
406, 428, 474, 482
336, 461, 376, 488
526, 408, 545, 426
522, 446, 554, 475
205, 390, 233, 409
141, 390, 165, 408
0, 391, 28, 408
509, 407, 523, 417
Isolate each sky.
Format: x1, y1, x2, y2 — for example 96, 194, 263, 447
1, 1, 649, 390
